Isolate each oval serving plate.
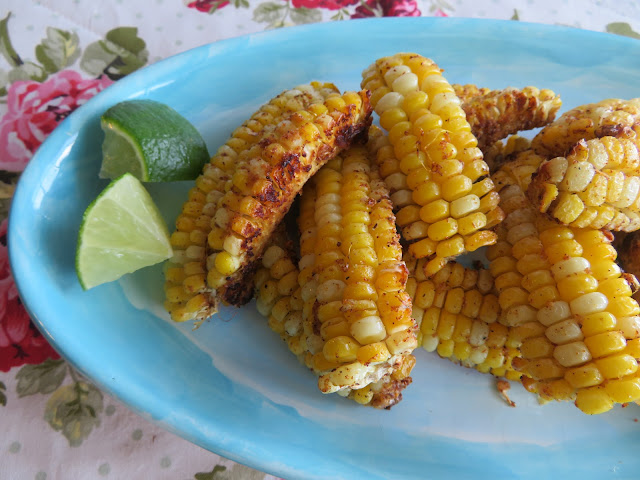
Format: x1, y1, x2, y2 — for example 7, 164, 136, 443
9, 17, 640, 480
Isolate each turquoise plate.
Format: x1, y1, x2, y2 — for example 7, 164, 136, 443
9, 17, 640, 480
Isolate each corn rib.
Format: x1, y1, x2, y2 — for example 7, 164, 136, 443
164, 83, 372, 322
532, 98, 640, 157
362, 53, 503, 277
489, 151, 640, 414
527, 127, 640, 232
462, 86, 562, 150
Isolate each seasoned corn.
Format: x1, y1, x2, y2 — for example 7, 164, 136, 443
532, 98, 640, 157
489, 152, 640, 414
527, 127, 640, 232
164, 83, 372, 323
362, 54, 503, 276
296, 141, 418, 407
461, 86, 561, 150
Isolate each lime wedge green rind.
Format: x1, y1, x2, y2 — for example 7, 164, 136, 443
76, 173, 173, 290
99, 99, 210, 182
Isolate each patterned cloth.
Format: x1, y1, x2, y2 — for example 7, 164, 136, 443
1, 1, 640, 479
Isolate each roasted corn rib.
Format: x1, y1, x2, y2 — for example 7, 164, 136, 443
405, 256, 525, 381
531, 98, 640, 157
461, 87, 562, 150
293, 141, 418, 406
361, 53, 503, 276
527, 126, 640, 232
164, 83, 372, 322
255, 240, 415, 409
488, 152, 640, 414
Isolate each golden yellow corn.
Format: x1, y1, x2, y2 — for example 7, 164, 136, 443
296, 141, 418, 407
483, 135, 532, 173
489, 152, 640, 414
527, 127, 640, 232
405, 255, 525, 381
461, 86, 562, 150
532, 98, 640, 157
452, 84, 491, 103
164, 83, 372, 323
362, 54, 503, 276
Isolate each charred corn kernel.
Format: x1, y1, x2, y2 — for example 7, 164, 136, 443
491, 151, 640, 413
363, 55, 501, 275
461, 86, 562, 150
528, 131, 640, 232
165, 82, 372, 322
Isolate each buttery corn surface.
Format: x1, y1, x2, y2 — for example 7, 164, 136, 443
362, 53, 503, 277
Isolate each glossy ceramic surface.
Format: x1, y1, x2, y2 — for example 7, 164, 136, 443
9, 17, 640, 480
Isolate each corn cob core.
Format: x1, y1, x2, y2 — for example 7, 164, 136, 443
405, 256, 524, 381
254, 243, 415, 409
164, 83, 372, 323
361, 53, 503, 277
488, 152, 640, 414
297, 142, 418, 398
461, 86, 561, 150
532, 98, 640, 157
527, 128, 640, 232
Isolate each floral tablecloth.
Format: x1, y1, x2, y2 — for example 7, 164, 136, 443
2, 1, 640, 479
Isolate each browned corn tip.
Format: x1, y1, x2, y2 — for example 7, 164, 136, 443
462, 86, 562, 150
361, 53, 502, 277
526, 132, 640, 232
531, 97, 640, 158
165, 83, 373, 323
489, 153, 640, 414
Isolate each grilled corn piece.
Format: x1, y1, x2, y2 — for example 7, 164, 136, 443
532, 98, 640, 157
527, 127, 640, 232
255, 242, 415, 408
362, 53, 503, 276
489, 152, 640, 414
614, 231, 640, 304
405, 256, 525, 381
461, 87, 561, 150
296, 142, 418, 404
164, 83, 372, 322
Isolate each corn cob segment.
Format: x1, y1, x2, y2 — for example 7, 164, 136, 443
361, 53, 503, 276
254, 241, 415, 408
164, 83, 372, 323
461, 87, 562, 150
296, 142, 418, 403
527, 127, 640, 232
405, 255, 526, 381
489, 152, 640, 414
531, 98, 640, 157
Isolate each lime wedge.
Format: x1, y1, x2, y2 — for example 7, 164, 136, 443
100, 99, 209, 182
76, 173, 173, 290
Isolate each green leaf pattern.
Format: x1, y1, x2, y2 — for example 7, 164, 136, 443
16, 359, 67, 396
35, 27, 81, 74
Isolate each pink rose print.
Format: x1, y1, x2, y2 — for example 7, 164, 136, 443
351, 0, 421, 18
186, 0, 230, 13
434, 8, 448, 17
0, 219, 59, 372
291, 0, 358, 9
0, 69, 113, 172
